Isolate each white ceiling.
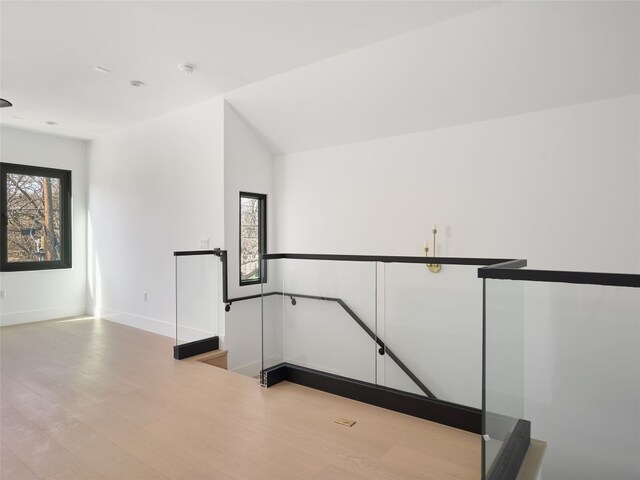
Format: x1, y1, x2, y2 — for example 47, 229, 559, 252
0, 1, 487, 139
226, 1, 640, 155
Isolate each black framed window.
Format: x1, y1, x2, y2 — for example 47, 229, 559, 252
239, 192, 266, 285
1, 163, 72, 271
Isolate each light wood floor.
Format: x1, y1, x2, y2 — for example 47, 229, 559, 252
1, 317, 480, 480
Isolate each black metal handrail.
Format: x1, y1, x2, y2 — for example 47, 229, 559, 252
479, 263, 640, 287
174, 249, 222, 256
259, 290, 436, 398
173, 249, 524, 302
174, 249, 522, 398
174, 248, 439, 396
263, 252, 516, 265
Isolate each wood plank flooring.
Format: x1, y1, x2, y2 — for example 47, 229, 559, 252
1, 317, 481, 479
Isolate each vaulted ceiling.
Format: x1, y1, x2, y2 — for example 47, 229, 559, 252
226, 1, 640, 155
0, 1, 487, 139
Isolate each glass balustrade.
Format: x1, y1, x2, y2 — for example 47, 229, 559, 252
175, 253, 221, 348
259, 253, 497, 425
260, 257, 285, 373
483, 277, 525, 478
482, 270, 640, 480
261, 257, 378, 383
382, 262, 482, 407
172, 247, 640, 480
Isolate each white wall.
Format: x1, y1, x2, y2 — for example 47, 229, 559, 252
274, 95, 640, 273
87, 98, 225, 337
86, 97, 274, 372
273, 94, 640, 478
0, 127, 87, 325
222, 101, 274, 374
226, 1, 640, 155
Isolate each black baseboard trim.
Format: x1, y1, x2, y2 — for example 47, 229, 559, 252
261, 362, 288, 387
486, 418, 531, 480
173, 336, 219, 360
261, 363, 481, 433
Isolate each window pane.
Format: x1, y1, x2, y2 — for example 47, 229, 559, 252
6, 173, 62, 263
240, 194, 265, 283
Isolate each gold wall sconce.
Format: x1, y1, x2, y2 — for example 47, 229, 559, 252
424, 225, 441, 273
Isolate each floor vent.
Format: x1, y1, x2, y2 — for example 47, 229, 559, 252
334, 418, 356, 427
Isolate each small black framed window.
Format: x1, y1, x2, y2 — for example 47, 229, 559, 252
1, 163, 72, 271
239, 192, 266, 286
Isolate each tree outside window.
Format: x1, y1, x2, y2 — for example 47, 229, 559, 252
239, 192, 266, 285
1, 163, 72, 271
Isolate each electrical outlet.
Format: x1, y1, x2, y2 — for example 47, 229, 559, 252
143, 291, 148, 302
199, 238, 209, 249
0, 289, 5, 299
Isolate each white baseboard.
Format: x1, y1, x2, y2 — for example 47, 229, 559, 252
0, 305, 88, 327
95, 307, 219, 342
95, 308, 176, 338
96, 307, 175, 338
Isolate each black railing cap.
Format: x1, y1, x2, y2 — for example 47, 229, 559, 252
261, 253, 515, 266
174, 248, 222, 257
479, 267, 640, 288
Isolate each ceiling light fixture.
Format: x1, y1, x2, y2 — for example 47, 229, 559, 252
46, 121, 58, 125
178, 64, 195, 75
0, 98, 13, 108
94, 66, 111, 74
129, 80, 145, 87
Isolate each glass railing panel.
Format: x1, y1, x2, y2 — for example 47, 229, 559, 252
381, 263, 482, 406
484, 277, 524, 478
277, 258, 377, 383
261, 258, 285, 373
175, 254, 220, 346
523, 282, 639, 480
